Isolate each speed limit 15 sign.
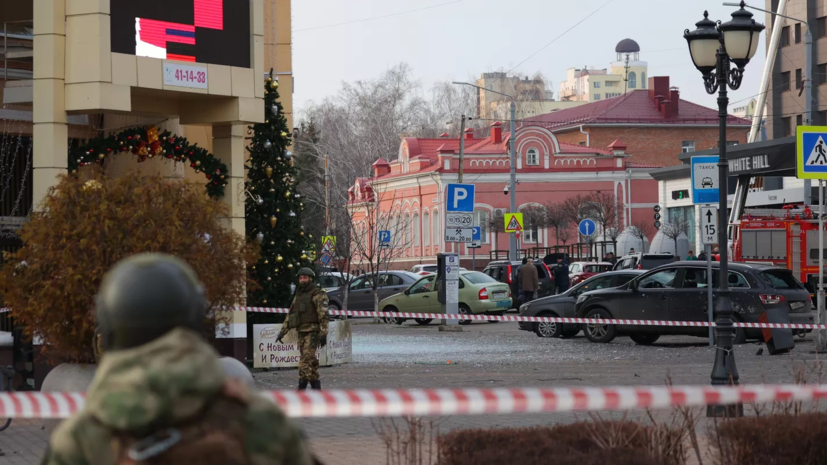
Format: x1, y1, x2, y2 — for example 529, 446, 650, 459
700, 206, 718, 245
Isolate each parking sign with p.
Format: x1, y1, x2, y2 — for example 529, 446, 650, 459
446, 184, 475, 212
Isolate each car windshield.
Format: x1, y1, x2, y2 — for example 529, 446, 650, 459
463, 271, 498, 284
759, 270, 804, 290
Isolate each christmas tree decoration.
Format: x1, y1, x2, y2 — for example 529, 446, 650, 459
246, 69, 314, 310
69, 126, 228, 198
284, 150, 293, 160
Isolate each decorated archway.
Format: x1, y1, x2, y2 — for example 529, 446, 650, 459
68, 126, 228, 198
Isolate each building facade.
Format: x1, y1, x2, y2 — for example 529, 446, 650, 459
475, 72, 583, 120
346, 124, 659, 271
558, 39, 648, 103
533, 76, 751, 167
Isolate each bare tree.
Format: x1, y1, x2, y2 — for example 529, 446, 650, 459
521, 205, 546, 248
629, 222, 654, 253
659, 220, 689, 257
489, 210, 505, 254
587, 191, 624, 242
544, 202, 571, 246
346, 185, 412, 321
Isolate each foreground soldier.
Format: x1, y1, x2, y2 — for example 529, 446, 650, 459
42, 253, 313, 465
277, 267, 329, 391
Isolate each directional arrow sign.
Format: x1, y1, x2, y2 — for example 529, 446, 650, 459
700, 206, 718, 245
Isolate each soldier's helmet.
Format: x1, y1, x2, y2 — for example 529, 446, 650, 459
96, 253, 206, 351
297, 267, 315, 278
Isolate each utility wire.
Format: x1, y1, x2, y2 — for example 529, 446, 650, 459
508, 0, 616, 73
294, 0, 463, 32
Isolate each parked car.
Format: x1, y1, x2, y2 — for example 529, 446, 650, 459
574, 262, 814, 345
612, 253, 677, 271
318, 272, 354, 292
379, 271, 512, 325
482, 259, 553, 307
326, 271, 421, 311
569, 262, 614, 285
410, 264, 467, 276
519, 270, 643, 338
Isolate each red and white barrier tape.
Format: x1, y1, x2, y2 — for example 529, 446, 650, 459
2, 306, 823, 330
233, 306, 827, 330
1, 384, 826, 419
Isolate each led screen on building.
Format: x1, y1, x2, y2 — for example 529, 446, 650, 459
111, 0, 251, 68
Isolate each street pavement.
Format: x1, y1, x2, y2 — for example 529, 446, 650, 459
0, 320, 821, 464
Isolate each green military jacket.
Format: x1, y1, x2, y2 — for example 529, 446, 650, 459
41, 328, 313, 465
280, 284, 330, 336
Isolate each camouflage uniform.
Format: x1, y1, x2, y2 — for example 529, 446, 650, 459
278, 281, 329, 386
41, 328, 313, 465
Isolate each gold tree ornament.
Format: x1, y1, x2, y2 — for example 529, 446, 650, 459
265, 166, 273, 178
270, 216, 277, 227
276, 255, 283, 262
271, 80, 278, 89
281, 131, 287, 138
287, 264, 293, 269
301, 254, 307, 260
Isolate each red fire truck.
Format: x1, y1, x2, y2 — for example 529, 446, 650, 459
733, 206, 823, 294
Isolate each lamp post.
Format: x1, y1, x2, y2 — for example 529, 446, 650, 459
684, 1, 764, 417
452, 82, 518, 261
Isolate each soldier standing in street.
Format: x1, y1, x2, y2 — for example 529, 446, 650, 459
42, 253, 314, 465
277, 267, 329, 391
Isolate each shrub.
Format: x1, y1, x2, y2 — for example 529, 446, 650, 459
437, 420, 685, 465
0, 171, 258, 364
712, 412, 827, 465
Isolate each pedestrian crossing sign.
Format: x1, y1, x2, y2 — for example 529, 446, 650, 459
504, 213, 523, 233
796, 126, 827, 179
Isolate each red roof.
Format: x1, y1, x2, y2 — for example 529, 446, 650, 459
404, 137, 486, 159
526, 90, 751, 129
560, 143, 612, 155
626, 162, 662, 169
372, 158, 390, 166
608, 139, 627, 150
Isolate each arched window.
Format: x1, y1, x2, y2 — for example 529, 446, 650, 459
641, 72, 646, 88
433, 210, 440, 253
423, 211, 431, 246
526, 148, 539, 166
404, 214, 412, 253
628, 72, 637, 89
520, 205, 546, 244
413, 214, 420, 251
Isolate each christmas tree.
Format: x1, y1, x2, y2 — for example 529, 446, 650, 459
246, 70, 313, 308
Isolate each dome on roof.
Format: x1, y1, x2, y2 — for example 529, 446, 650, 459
615, 38, 640, 53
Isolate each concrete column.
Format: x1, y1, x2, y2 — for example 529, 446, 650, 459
32, 0, 68, 211
212, 124, 247, 362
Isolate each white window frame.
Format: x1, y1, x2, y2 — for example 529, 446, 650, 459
526, 148, 539, 166
423, 211, 430, 246
474, 209, 490, 244
594, 94, 601, 100
432, 209, 440, 253
594, 82, 601, 88
629, 72, 637, 89
682, 141, 695, 153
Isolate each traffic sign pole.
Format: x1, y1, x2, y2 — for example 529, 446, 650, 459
820, 180, 825, 349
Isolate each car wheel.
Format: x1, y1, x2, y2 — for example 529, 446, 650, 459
383, 306, 404, 325
533, 313, 562, 338
583, 308, 616, 343
629, 334, 660, 345
414, 318, 433, 325
561, 326, 580, 338
458, 304, 473, 325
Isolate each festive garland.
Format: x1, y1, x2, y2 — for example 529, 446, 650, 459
69, 126, 228, 198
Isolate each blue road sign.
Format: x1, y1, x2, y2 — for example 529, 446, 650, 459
691, 156, 719, 204
578, 219, 596, 237
378, 230, 391, 245
472, 226, 481, 241
797, 126, 827, 179
446, 183, 475, 212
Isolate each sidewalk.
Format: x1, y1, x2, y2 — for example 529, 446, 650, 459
0, 420, 49, 465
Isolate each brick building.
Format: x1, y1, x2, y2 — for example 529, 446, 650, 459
526, 76, 751, 167
345, 124, 659, 271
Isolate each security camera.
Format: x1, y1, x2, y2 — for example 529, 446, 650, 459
503, 184, 510, 195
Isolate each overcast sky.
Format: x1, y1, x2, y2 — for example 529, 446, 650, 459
292, 0, 772, 116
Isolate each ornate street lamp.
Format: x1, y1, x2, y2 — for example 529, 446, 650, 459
684, 1, 764, 417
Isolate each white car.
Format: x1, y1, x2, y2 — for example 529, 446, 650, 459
410, 264, 467, 276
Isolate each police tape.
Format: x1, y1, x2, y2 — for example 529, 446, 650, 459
231, 306, 827, 330
1, 384, 826, 419
2, 306, 824, 330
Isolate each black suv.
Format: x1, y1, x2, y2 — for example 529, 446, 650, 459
613, 253, 677, 271
482, 259, 553, 308
574, 261, 813, 345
